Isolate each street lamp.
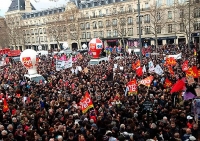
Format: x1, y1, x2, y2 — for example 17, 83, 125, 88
80, 1, 89, 46
188, 0, 191, 49
137, 0, 142, 62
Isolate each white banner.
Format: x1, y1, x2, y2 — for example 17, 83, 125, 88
56, 57, 73, 71
165, 53, 182, 60
155, 64, 164, 75
148, 61, 155, 72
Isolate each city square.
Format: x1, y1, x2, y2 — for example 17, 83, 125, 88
0, 0, 199, 141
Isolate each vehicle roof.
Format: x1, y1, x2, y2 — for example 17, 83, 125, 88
90, 57, 108, 61
24, 74, 43, 78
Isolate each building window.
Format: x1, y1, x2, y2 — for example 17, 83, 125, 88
157, 12, 161, 20
128, 5, 132, 12
40, 36, 43, 42
128, 28, 133, 36
87, 32, 91, 39
107, 30, 111, 37
144, 14, 150, 23
168, 24, 173, 33
120, 7, 124, 12
157, 25, 161, 33
136, 16, 142, 24
43, 28, 46, 33
145, 26, 151, 34
82, 32, 86, 39
112, 19, 117, 26
180, 23, 184, 32
167, 0, 174, 6
194, 22, 200, 30
156, 0, 162, 6
113, 29, 118, 37
39, 28, 43, 34
128, 17, 133, 24
113, 8, 117, 14
86, 22, 90, 29
179, 9, 184, 18
94, 31, 98, 38
137, 27, 143, 35
99, 10, 102, 16
32, 37, 35, 43
145, 3, 149, 9
98, 21, 103, 27
44, 36, 47, 42
168, 11, 172, 19
106, 20, 111, 27
194, 8, 200, 18
93, 21, 97, 29
80, 23, 85, 29
99, 31, 104, 37
106, 9, 109, 15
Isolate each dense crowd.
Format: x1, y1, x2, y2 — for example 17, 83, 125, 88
0, 44, 199, 141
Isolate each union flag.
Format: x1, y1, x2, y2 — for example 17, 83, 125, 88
186, 66, 198, 78
164, 78, 172, 88
79, 92, 94, 113
166, 57, 176, 66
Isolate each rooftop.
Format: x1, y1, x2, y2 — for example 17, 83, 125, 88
7, 0, 36, 12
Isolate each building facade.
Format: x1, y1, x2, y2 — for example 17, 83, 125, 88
4, 0, 200, 50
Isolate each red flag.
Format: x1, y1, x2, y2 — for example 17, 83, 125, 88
127, 79, 138, 94
186, 66, 198, 78
164, 78, 172, 88
170, 79, 185, 94
182, 60, 188, 71
136, 67, 143, 76
166, 57, 176, 66
79, 92, 94, 113
3, 99, 9, 112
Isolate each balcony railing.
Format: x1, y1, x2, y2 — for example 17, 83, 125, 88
144, 20, 150, 23
93, 27, 97, 29
99, 26, 103, 28
128, 22, 133, 25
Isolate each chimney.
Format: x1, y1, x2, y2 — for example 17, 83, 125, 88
25, 0, 31, 12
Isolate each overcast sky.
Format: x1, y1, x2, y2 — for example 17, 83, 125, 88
0, 0, 68, 16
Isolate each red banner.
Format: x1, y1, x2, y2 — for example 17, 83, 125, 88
127, 79, 137, 94
79, 92, 94, 113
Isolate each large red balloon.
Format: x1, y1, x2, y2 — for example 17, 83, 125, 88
89, 38, 103, 58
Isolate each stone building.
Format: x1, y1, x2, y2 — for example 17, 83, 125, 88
4, 0, 200, 50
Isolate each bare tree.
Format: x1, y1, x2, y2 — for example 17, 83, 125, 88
65, 2, 82, 49
176, 1, 199, 44
0, 18, 9, 48
5, 16, 23, 49
143, 2, 167, 48
46, 12, 66, 49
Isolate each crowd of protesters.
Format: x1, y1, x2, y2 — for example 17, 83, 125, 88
0, 44, 199, 141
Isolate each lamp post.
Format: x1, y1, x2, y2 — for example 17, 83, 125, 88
80, 2, 88, 47
137, 0, 142, 62
188, 0, 191, 49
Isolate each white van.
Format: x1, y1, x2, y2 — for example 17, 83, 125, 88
24, 74, 46, 83
88, 57, 109, 65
